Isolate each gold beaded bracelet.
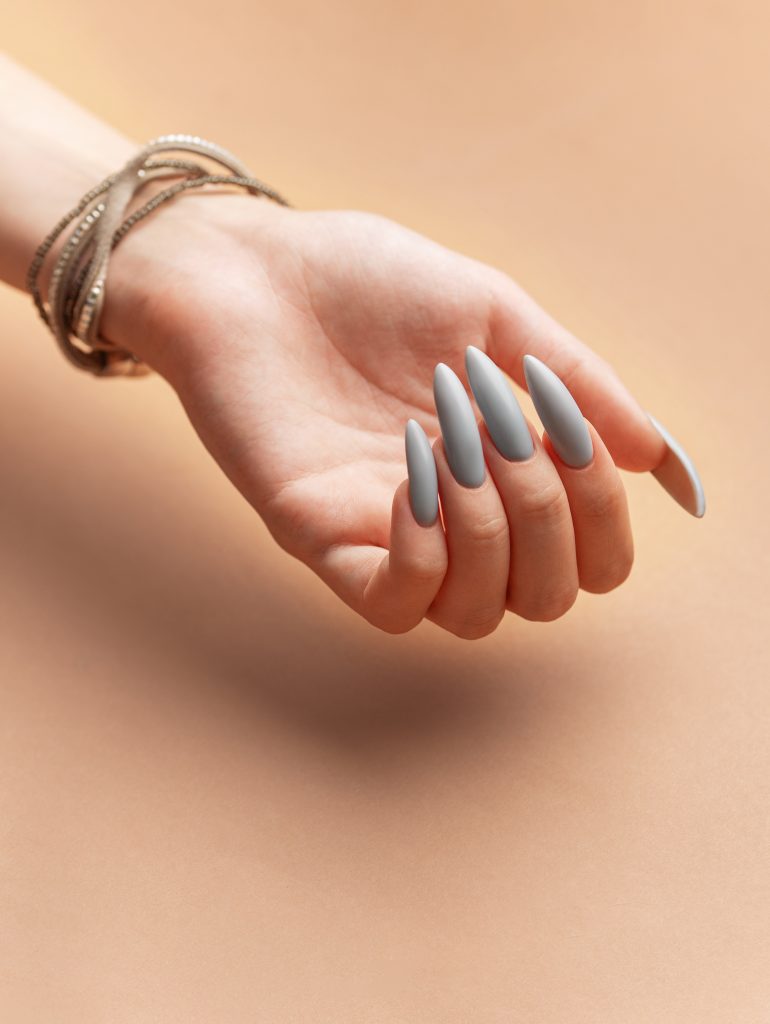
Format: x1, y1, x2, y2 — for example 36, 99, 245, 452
26, 134, 292, 377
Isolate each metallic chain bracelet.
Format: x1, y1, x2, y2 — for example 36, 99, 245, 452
26, 134, 293, 377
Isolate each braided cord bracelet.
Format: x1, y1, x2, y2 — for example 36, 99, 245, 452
26, 134, 293, 376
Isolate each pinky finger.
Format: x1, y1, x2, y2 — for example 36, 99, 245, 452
320, 421, 447, 632
361, 476, 448, 633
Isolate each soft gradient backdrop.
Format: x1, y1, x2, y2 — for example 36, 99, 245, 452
2, 2, 769, 1021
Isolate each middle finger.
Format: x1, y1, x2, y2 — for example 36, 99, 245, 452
425, 363, 510, 639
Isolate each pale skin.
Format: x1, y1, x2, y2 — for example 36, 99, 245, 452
0, 53, 667, 639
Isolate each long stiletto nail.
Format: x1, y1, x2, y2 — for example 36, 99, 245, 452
522, 354, 593, 467
433, 362, 486, 487
405, 419, 439, 526
646, 413, 706, 518
465, 345, 534, 461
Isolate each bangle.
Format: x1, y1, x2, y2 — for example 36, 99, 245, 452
26, 134, 292, 377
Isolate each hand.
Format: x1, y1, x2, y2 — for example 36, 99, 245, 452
101, 192, 666, 638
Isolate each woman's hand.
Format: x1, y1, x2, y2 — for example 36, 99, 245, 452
102, 193, 666, 637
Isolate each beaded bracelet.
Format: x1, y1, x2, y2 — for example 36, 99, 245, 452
26, 134, 293, 377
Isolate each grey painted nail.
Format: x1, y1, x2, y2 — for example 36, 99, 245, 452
522, 354, 593, 468
647, 413, 706, 518
433, 362, 486, 487
465, 345, 534, 461
405, 419, 439, 526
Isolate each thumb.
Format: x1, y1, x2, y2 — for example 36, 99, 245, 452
485, 270, 666, 473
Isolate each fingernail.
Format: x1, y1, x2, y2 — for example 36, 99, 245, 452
433, 362, 486, 487
405, 419, 439, 526
465, 345, 534, 461
646, 413, 706, 518
522, 354, 593, 468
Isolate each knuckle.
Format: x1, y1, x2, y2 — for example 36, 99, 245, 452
556, 350, 592, 395
518, 482, 569, 523
510, 582, 579, 622
581, 543, 635, 593
262, 485, 319, 560
374, 615, 421, 636
466, 510, 509, 548
397, 551, 447, 584
447, 606, 505, 640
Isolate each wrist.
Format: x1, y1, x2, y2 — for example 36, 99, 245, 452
99, 189, 295, 382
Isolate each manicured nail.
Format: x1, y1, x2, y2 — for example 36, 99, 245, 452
465, 345, 534, 461
646, 413, 706, 518
405, 419, 439, 526
522, 354, 593, 467
433, 362, 486, 487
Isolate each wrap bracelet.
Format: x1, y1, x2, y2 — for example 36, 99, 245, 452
25, 134, 292, 377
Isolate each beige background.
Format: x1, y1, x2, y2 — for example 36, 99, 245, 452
2, 2, 769, 1021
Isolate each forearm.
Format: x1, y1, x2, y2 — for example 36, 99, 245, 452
0, 52, 295, 384
0, 52, 138, 293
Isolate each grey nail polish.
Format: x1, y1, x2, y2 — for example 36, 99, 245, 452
522, 354, 593, 468
405, 419, 439, 526
465, 345, 534, 461
433, 362, 486, 487
646, 412, 706, 518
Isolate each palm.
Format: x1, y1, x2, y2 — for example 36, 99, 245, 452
163, 207, 495, 580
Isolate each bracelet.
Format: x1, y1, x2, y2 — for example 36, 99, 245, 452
26, 134, 293, 377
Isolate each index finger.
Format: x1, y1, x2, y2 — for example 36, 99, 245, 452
482, 266, 667, 473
